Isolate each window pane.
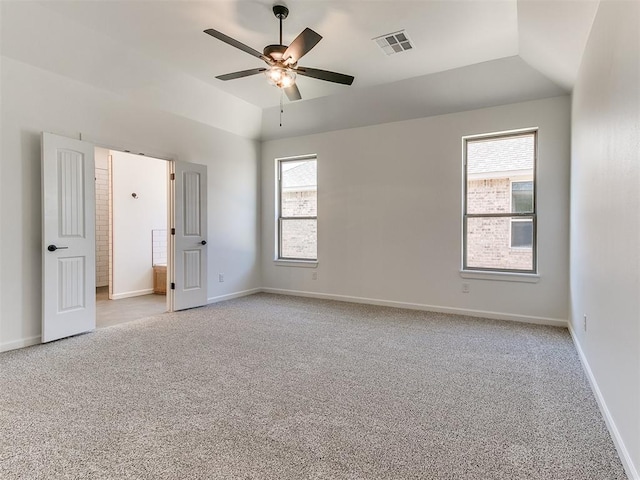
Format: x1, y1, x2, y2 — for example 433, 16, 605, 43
281, 160, 317, 217
281, 219, 317, 259
512, 181, 533, 213
466, 217, 533, 271
467, 134, 534, 214
511, 219, 533, 248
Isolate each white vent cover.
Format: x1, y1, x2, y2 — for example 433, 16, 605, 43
373, 30, 414, 56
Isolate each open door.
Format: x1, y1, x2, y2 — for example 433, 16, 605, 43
171, 160, 208, 311
42, 133, 96, 342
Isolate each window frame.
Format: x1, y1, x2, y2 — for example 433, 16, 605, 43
462, 129, 538, 274
276, 154, 318, 263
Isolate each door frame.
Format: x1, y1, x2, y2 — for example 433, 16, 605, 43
88, 141, 175, 312
102, 149, 173, 312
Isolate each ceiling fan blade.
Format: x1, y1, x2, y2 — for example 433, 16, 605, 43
284, 84, 302, 101
204, 28, 272, 64
296, 67, 355, 85
283, 28, 322, 63
216, 68, 267, 81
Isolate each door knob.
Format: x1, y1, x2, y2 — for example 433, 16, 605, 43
47, 245, 68, 252
200, 240, 207, 245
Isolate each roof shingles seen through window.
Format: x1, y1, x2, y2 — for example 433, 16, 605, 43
467, 135, 534, 175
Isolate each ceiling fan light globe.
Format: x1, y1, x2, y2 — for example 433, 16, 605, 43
265, 67, 296, 89
279, 72, 296, 88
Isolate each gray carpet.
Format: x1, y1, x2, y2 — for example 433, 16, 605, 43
0, 293, 627, 479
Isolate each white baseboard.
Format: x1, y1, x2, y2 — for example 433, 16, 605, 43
1, 335, 41, 353
110, 288, 154, 300
569, 325, 639, 480
262, 288, 567, 327
207, 288, 262, 304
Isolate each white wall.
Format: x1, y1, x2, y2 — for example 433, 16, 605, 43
0, 56, 261, 351
1, 1, 262, 141
570, 1, 640, 477
111, 151, 167, 299
262, 96, 570, 324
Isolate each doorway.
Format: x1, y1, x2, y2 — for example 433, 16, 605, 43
42, 133, 209, 342
95, 147, 168, 328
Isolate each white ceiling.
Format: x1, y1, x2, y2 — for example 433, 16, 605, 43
30, 0, 596, 107
1, 0, 599, 139
261, 55, 567, 140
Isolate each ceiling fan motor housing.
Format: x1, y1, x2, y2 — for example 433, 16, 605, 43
264, 44, 287, 61
273, 5, 289, 20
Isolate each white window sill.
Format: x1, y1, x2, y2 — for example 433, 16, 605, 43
274, 259, 318, 268
460, 270, 539, 283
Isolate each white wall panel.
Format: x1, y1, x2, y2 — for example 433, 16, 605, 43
183, 250, 202, 290
58, 257, 85, 312
58, 150, 85, 238
183, 172, 201, 237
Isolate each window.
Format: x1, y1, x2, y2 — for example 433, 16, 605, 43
510, 181, 533, 248
277, 156, 317, 261
463, 131, 536, 273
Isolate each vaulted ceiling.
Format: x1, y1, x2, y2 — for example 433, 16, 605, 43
1, 1, 599, 139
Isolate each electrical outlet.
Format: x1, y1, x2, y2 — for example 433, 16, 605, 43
583, 314, 587, 332
311, 272, 318, 280
218, 273, 224, 283
462, 283, 470, 293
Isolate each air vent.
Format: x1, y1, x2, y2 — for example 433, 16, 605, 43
373, 30, 413, 56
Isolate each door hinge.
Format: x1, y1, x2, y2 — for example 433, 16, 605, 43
171, 282, 176, 290
170, 173, 175, 180
171, 228, 175, 235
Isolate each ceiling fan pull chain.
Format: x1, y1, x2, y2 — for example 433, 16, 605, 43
280, 91, 284, 127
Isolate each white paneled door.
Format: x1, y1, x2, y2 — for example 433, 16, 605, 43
42, 133, 96, 343
171, 160, 208, 311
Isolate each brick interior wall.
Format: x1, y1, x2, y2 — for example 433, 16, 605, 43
467, 178, 532, 270
95, 165, 109, 287
152, 229, 168, 266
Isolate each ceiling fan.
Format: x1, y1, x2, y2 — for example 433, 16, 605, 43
204, 5, 355, 102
